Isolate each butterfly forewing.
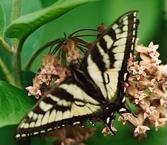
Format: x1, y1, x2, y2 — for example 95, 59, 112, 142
85, 11, 138, 101
16, 11, 139, 139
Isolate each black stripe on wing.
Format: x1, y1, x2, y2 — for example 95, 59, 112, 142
99, 37, 116, 66
69, 67, 107, 104
51, 87, 74, 101
87, 11, 138, 71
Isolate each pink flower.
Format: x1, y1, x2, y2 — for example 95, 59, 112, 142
26, 54, 70, 99
154, 118, 167, 130
26, 86, 41, 99
161, 64, 167, 77
60, 39, 81, 62
134, 125, 150, 137
144, 106, 159, 121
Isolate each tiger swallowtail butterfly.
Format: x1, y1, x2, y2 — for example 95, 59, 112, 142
16, 11, 139, 139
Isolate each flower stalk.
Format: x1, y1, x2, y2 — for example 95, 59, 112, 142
0, 38, 12, 54
12, 39, 23, 88
0, 58, 15, 85
11, 0, 21, 21
11, 0, 23, 88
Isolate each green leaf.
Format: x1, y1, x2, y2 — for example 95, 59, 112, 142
0, 81, 34, 128
40, 0, 58, 7
22, 71, 35, 88
0, 126, 17, 145
0, 3, 6, 36
31, 136, 57, 145
5, 0, 98, 39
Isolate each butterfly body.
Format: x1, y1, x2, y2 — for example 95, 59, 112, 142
16, 11, 139, 139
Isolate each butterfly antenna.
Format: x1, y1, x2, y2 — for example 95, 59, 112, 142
73, 34, 97, 38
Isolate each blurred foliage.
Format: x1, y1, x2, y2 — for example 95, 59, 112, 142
0, 3, 5, 36
0, 0, 167, 145
5, 0, 96, 39
0, 81, 34, 127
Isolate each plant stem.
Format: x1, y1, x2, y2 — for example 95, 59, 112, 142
0, 58, 15, 85
0, 37, 13, 54
11, 0, 21, 21
11, 0, 23, 88
11, 0, 21, 49
12, 38, 25, 88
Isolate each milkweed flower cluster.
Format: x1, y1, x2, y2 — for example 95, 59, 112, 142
119, 42, 167, 138
26, 54, 70, 99
26, 35, 92, 100
26, 38, 84, 99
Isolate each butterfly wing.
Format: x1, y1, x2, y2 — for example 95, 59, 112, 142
16, 79, 101, 139
82, 11, 139, 101
16, 11, 139, 139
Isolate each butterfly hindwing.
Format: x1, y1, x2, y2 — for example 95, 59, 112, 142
16, 81, 101, 139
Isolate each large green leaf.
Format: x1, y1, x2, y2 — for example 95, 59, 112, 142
5, 0, 98, 39
0, 3, 5, 36
22, 71, 35, 88
39, 0, 58, 7
0, 126, 17, 145
0, 81, 34, 128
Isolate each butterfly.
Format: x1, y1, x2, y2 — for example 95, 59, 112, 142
16, 11, 139, 139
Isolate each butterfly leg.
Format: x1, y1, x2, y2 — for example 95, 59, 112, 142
100, 112, 116, 135
89, 118, 96, 127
